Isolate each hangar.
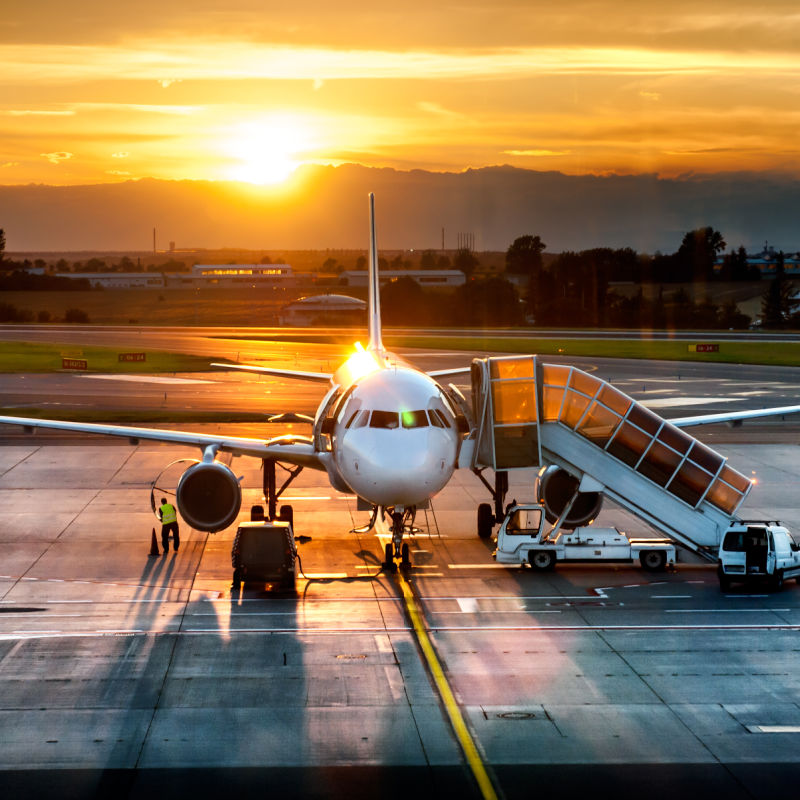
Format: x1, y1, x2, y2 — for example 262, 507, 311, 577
278, 293, 367, 326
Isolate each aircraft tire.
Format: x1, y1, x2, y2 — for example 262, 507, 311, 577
279, 504, 294, 529
401, 542, 411, 571
477, 503, 494, 539
384, 542, 397, 573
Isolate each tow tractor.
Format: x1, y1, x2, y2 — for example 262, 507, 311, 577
493, 502, 676, 572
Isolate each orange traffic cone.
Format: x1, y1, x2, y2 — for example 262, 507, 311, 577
148, 527, 160, 557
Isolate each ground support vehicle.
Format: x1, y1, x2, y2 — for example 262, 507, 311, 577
717, 522, 800, 591
493, 503, 676, 572
231, 519, 298, 590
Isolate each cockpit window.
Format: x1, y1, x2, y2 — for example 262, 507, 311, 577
353, 410, 370, 428
401, 410, 429, 429
369, 410, 400, 429
344, 410, 360, 429
428, 410, 445, 428
433, 408, 451, 428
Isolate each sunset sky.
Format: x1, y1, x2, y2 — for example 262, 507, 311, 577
2, 1, 799, 186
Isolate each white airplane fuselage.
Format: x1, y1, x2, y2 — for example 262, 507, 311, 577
328, 362, 460, 508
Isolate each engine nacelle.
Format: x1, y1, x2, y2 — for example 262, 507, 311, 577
176, 460, 242, 532
537, 466, 603, 529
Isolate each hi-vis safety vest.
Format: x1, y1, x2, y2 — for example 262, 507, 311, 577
160, 503, 177, 524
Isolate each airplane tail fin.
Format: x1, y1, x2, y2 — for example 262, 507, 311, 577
367, 193, 385, 357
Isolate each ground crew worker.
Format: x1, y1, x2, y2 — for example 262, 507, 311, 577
158, 497, 180, 553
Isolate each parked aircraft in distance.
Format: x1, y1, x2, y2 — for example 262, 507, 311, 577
2, 194, 799, 569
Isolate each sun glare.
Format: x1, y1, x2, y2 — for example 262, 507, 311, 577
223, 118, 311, 185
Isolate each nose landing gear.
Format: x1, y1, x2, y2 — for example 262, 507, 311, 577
381, 508, 415, 572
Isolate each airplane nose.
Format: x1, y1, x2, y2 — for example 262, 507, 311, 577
340, 433, 454, 506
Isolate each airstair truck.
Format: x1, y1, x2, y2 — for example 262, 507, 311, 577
468, 355, 798, 589
494, 502, 676, 572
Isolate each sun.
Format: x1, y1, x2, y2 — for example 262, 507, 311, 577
222, 117, 311, 185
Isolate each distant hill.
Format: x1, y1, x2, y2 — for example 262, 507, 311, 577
2, 164, 799, 253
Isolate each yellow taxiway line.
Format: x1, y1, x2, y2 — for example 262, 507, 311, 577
397, 571, 500, 800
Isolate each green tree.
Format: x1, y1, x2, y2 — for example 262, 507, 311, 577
380, 276, 432, 325
419, 250, 438, 269
454, 247, 478, 278
505, 235, 546, 275
676, 227, 726, 282
452, 278, 522, 326
761, 253, 796, 328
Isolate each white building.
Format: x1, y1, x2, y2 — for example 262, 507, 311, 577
339, 269, 465, 288
63, 272, 165, 289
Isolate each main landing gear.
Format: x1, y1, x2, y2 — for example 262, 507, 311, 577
472, 468, 509, 539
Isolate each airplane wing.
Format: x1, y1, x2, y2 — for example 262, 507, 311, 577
211, 362, 332, 382
0, 415, 325, 468
671, 404, 800, 428
427, 367, 471, 379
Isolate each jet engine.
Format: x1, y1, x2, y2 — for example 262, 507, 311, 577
176, 460, 242, 533
537, 466, 603, 529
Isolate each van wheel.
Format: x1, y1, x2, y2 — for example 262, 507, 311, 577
640, 550, 667, 572
770, 570, 784, 592
530, 550, 556, 571
718, 571, 732, 592
477, 503, 494, 539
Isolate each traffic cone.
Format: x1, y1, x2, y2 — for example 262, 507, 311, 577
148, 527, 160, 557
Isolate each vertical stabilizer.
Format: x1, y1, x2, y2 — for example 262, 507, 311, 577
367, 193, 385, 356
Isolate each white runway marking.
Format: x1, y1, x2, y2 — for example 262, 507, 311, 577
81, 375, 212, 384
747, 725, 800, 734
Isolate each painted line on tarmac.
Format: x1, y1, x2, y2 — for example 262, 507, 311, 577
7, 621, 800, 641
397, 572, 499, 800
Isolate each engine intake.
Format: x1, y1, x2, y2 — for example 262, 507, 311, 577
176, 460, 242, 532
537, 466, 603, 529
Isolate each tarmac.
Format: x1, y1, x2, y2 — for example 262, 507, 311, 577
3, 433, 800, 799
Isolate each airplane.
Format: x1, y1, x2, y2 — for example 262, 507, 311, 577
2, 193, 800, 571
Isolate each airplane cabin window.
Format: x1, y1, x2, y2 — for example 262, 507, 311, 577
401, 410, 429, 428
370, 410, 400, 429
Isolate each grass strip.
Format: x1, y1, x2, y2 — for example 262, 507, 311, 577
0, 341, 225, 373
215, 331, 800, 367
